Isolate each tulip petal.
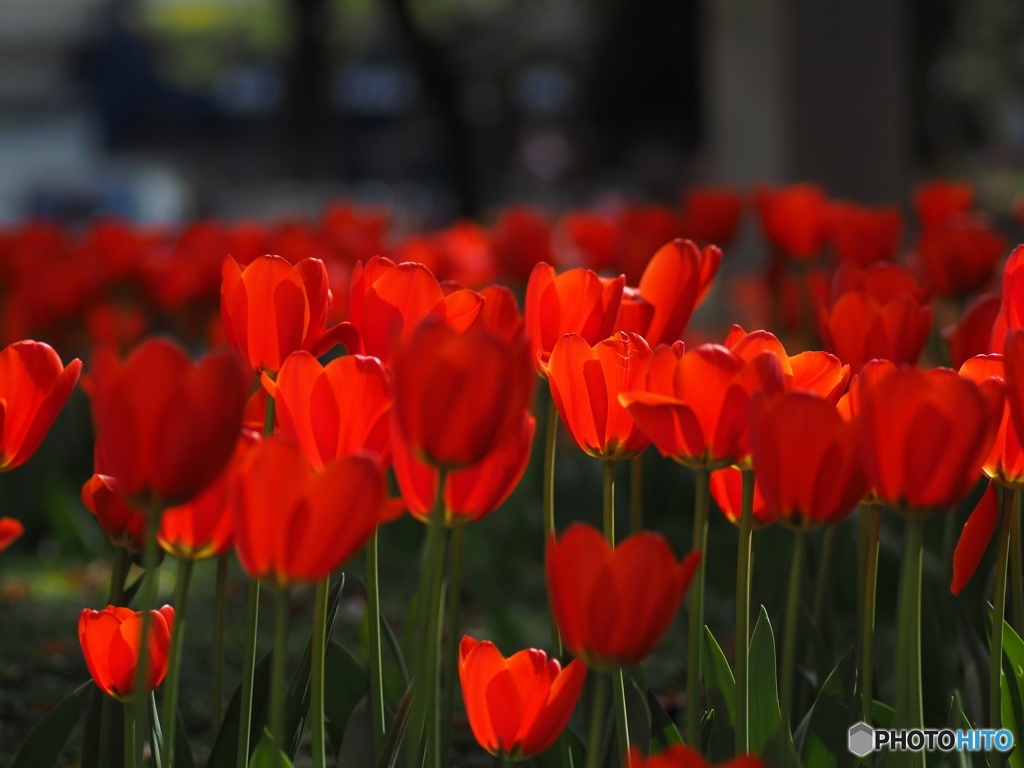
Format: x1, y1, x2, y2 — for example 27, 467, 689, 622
951, 483, 999, 595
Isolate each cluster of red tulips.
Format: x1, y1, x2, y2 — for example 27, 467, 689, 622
4, 178, 1024, 768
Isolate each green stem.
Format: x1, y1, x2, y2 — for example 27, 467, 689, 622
856, 505, 868, 639
585, 673, 610, 768
601, 459, 628, 766
212, 552, 229, 732
780, 531, 805, 733
1012, 492, 1024, 638
734, 469, 755, 754
611, 669, 630, 768
236, 577, 261, 768
133, 506, 161, 768
544, 398, 563, 656
311, 576, 330, 768
861, 505, 882, 722
630, 456, 643, 534
263, 392, 276, 438
440, 524, 466, 766
270, 588, 290, 753
162, 557, 194, 767
124, 701, 136, 768
367, 528, 386, 759
603, 461, 616, 545
813, 527, 836, 629
894, 516, 924, 765
990, 488, 1015, 767
686, 468, 710, 747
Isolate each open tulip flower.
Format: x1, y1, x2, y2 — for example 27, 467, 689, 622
78, 605, 175, 700
523, 262, 624, 373
957, 355, 1024, 488
627, 745, 764, 768
82, 472, 145, 551
458, 636, 586, 760
220, 254, 356, 373
0, 340, 81, 472
547, 331, 653, 460
0, 517, 23, 553
546, 523, 701, 668
709, 466, 771, 530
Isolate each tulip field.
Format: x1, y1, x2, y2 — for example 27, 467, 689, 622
3, 182, 1024, 768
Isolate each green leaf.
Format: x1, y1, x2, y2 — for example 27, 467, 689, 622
174, 708, 196, 768
249, 729, 295, 768
149, 692, 165, 768
870, 700, 895, 729
376, 683, 414, 768
11, 680, 92, 768
748, 606, 802, 768
647, 689, 683, 750
324, 640, 370, 760
800, 648, 858, 768
206, 652, 274, 768
533, 727, 586, 768
948, 691, 985, 768
80, 685, 124, 768
700, 709, 714, 756
702, 626, 736, 762
624, 677, 652, 758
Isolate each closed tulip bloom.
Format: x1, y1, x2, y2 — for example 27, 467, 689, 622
0, 341, 81, 471
474, 285, 524, 343
78, 605, 175, 700
679, 186, 744, 247
751, 392, 866, 528
547, 332, 653, 460
266, 351, 392, 470
755, 184, 831, 259
393, 320, 534, 468
87, 339, 248, 507
615, 287, 655, 338
523, 263, 624, 372
957, 355, 1024, 488
221, 254, 355, 373
546, 523, 701, 668
709, 467, 771, 529
0, 517, 23, 553
945, 293, 999, 368
857, 367, 1001, 514
393, 411, 535, 525
620, 343, 785, 469
989, 246, 1024, 355
82, 473, 145, 551
627, 744, 764, 768
232, 437, 400, 589
1002, 330, 1024, 454
829, 201, 902, 266
491, 207, 554, 282
951, 482, 999, 595
917, 218, 1005, 297
914, 179, 973, 231
459, 636, 586, 760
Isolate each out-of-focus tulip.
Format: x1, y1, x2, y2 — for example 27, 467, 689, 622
618, 206, 683, 284
0, 341, 81, 471
914, 180, 973, 231
709, 467, 771, 529
523, 263, 624, 372
751, 392, 866, 528
393, 411, 535, 526
620, 343, 785, 469
78, 605, 175, 700
1002, 330, 1024, 453
679, 186, 744, 247
474, 285, 524, 343
857, 366, 1001, 514
491, 208, 554, 281
458, 636, 586, 759
945, 293, 999, 368
992, 246, 1024, 355
755, 184, 831, 260
266, 351, 392, 470
0, 517, 23, 553
561, 212, 621, 272
951, 482, 999, 595
958, 355, 1024, 488
836, 359, 898, 423
232, 437, 400, 589
829, 201, 902, 266
547, 332, 652, 460
220, 254, 354, 373
87, 339, 248, 507
546, 523, 701, 668
818, 262, 932, 374
82, 473, 145, 551
393, 321, 533, 468
627, 744, 765, 768
917, 218, 1005, 296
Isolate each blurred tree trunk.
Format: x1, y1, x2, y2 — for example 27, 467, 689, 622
287, 0, 331, 179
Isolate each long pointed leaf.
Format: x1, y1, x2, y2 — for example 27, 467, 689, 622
647, 689, 683, 751
703, 626, 736, 762
11, 680, 92, 768
748, 606, 801, 768
324, 640, 370, 760
206, 653, 274, 768
377, 683, 414, 768
800, 648, 858, 768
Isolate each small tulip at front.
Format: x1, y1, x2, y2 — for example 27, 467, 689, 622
0, 517, 23, 553
78, 605, 175, 701
627, 744, 765, 768
459, 636, 586, 760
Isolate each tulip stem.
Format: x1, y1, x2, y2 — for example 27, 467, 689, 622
162, 557, 194, 767
367, 527, 386, 758
603, 460, 616, 545
124, 701, 136, 768
860, 505, 881, 722
895, 517, 924, 758
585, 672, 610, 768
734, 469, 755, 754
612, 669, 630, 768
134, 504, 161, 768
686, 467, 710, 747
441, 523, 466, 766
544, 398, 563, 656
1012, 493, 1024, 638
812, 527, 835, 630
990, 488, 1015, 767
631, 456, 643, 534
236, 577, 261, 768
311, 576, 329, 768
212, 552, 229, 731
780, 530, 805, 733
270, 588, 290, 756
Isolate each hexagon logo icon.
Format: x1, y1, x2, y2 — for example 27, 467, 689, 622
848, 722, 874, 757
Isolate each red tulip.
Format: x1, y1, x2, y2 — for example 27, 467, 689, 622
914, 180, 973, 231
393, 320, 534, 468
620, 342, 785, 469
857, 366, 1001, 513
87, 338, 248, 507
945, 293, 999, 368
474, 285, 524, 343
459, 636, 586, 759
0, 341, 81, 471
829, 201, 902, 266
546, 523, 701, 667
958, 355, 1024, 488
78, 605, 175, 700
917, 218, 1005, 296
491, 208, 554, 281
755, 184, 831, 260
393, 411, 535, 525
618, 206, 683, 284
0, 517, 23, 553
679, 186, 744, 246
994, 245, 1024, 348
561, 212, 622, 272
951, 482, 999, 595
82, 473, 145, 551
547, 332, 653, 460
523, 263, 624, 372
709, 467, 771, 529
627, 744, 764, 768
232, 437, 400, 589
836, 359, 897, 423
1002, 330, 1024, 456
266, 351, 392, 470
220, 254, 354, 373
751, 392, 866, 528
615, 287, 655, 338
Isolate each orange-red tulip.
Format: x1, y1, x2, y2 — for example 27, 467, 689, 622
679, 186, 743, 247
990, 246, 1024, 355
627, 744, 764, 768
755, 184, 831, 260
917, 218, 1005, 297
857, 366, 1001, 513
78, 605, 175, 700
829, 201, 902, 266
958, 355, 1024, 488
709, 467, 771, 529
393, 320, 534, 468
523, 263, 624, 372
232, 437, 400, 589
87, 338, 248, 507
393, 411, 535, 525
0, 517, 23, 553
265, 351, 392, 470
951, 481, 999, 595
474, 285, 524, 343
0, 341, 81, 471
945, 293, 999, 368
458, 636, 586, 759
221, 254, 354, 373
547, 332, 652, 460
750, 392, 866, 528
620, 342, 785, 469
914, 179, 973, 231
82, 472, 145, 551
1002, 330, 1024, 456
546, 523, 701, 668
